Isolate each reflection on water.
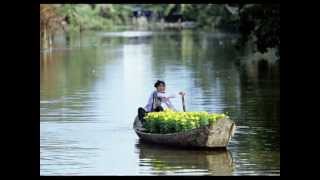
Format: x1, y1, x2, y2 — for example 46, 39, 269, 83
136, 141, 234, 176
40, 30, 280, 175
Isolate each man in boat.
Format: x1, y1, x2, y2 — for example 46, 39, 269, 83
138, 80, 186, 122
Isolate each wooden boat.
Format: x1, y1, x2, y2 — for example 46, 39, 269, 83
133, 116, 236, 148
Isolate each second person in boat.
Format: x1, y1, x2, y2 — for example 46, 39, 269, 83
138, 80, 186, 122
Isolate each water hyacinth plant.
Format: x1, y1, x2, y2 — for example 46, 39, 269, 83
143, 108, 228, 134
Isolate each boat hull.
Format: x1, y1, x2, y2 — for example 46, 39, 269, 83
133, 116, 236, 148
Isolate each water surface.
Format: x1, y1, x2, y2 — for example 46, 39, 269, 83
40, 30, 280, 175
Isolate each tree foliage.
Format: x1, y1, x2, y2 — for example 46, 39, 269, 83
237, 4, 280, 56
58, 4, 111, 31
40, 4, 65, 49
40, 4, 64, 33
40, 4, 280, 58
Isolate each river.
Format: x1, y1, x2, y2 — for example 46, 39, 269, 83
40, 30, 280, 175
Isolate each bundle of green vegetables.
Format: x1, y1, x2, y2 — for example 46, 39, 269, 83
143, 108, 228, 134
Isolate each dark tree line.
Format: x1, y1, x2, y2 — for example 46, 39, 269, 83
40, 4, 280, 58
235, 4, 280, 57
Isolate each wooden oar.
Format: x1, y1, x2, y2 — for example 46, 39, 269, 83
181, 94, 186, 112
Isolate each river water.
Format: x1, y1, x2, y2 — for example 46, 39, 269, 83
40, 30, 280, 176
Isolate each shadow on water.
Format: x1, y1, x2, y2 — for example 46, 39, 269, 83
135, 140, 234, 175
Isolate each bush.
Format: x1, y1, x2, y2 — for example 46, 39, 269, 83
143, 109, 227, 134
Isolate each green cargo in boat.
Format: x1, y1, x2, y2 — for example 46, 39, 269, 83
133, 114, 236, 148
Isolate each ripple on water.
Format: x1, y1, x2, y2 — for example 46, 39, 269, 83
40, 30, 279, 176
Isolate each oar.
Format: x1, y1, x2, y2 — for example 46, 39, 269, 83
181, 94, 186, 112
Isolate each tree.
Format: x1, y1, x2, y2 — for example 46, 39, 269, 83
237, 4, 280, 57
40, 4, 64, 49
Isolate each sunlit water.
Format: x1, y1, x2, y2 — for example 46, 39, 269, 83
40, 30, 280, 176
